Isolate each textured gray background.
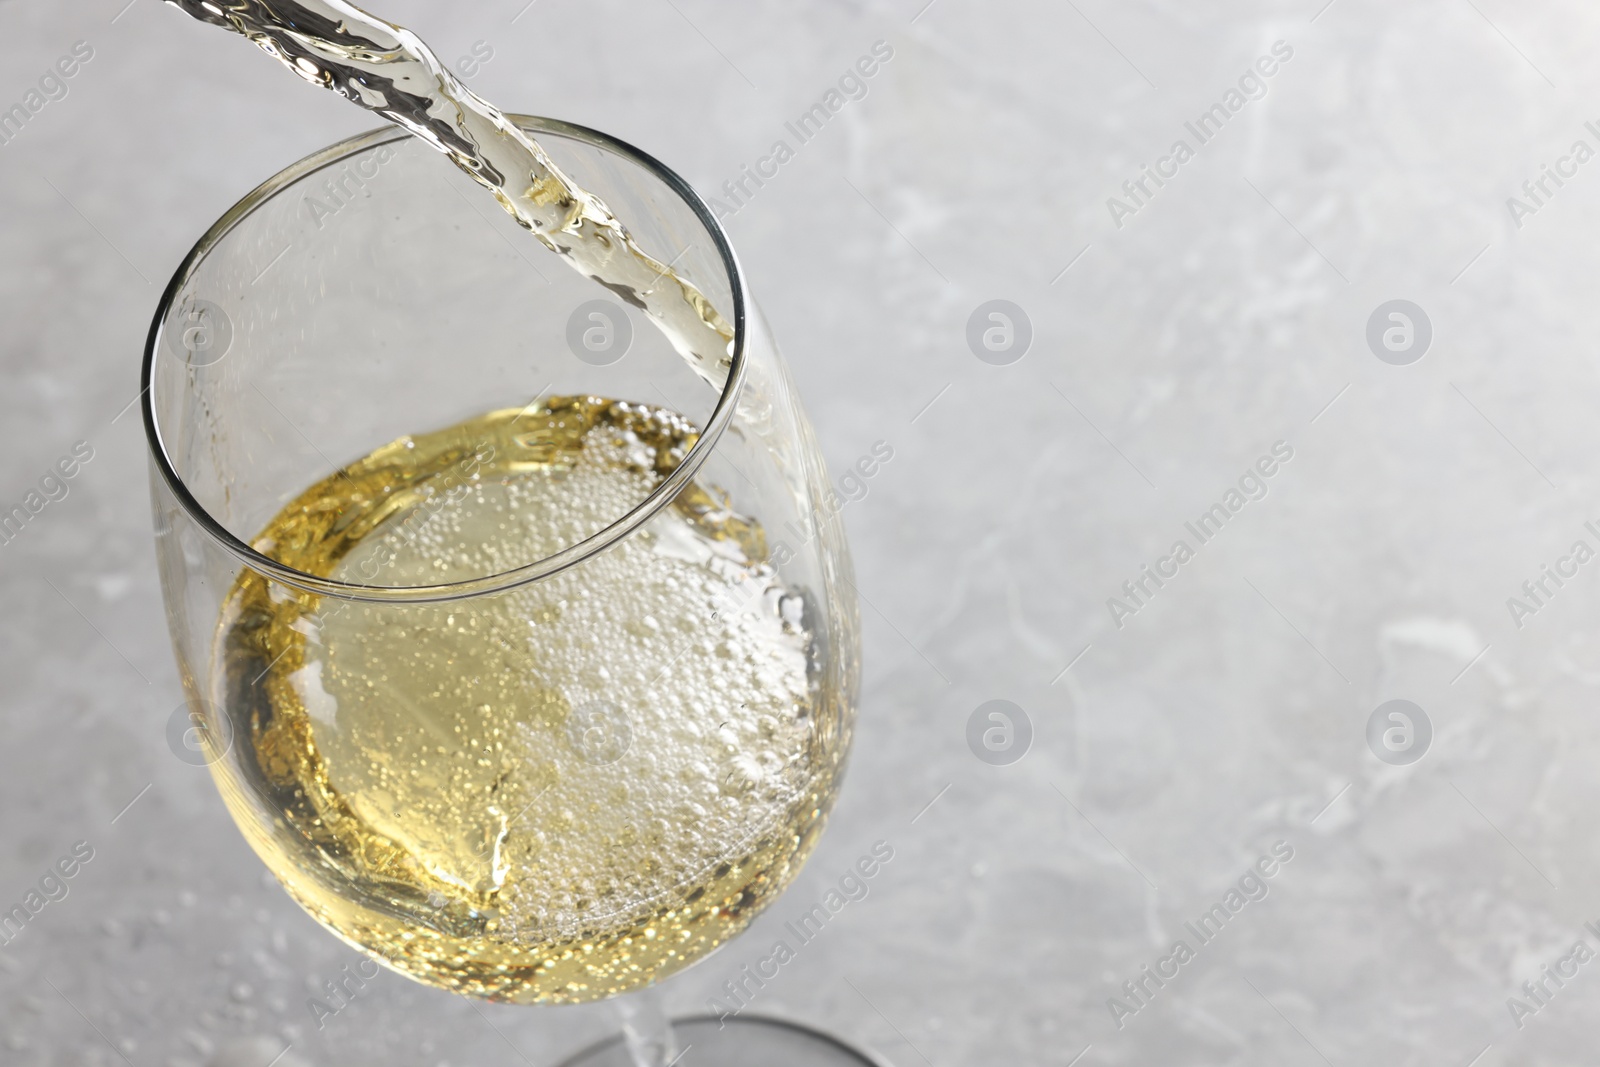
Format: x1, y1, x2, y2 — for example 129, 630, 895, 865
4, 0, 1600, 1064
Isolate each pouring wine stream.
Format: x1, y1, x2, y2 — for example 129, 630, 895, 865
163, 0, 735, 393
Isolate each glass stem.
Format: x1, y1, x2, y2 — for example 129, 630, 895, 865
616, 986, 679, 1067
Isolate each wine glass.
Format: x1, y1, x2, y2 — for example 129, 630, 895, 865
143, 116, 876, 1066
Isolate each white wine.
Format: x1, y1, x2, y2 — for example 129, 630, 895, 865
212, 397, 848, 1002
168, 0, 854, 1006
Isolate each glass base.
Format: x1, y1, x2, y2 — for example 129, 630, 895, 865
554, 1013, 893, 1067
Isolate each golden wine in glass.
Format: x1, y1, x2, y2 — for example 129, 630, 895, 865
145, 111, 867, 1064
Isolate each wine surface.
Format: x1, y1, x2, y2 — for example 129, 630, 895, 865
213, 397, 842, 1002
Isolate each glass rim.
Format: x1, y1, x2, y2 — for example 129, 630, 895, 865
141, 114, 750, 604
